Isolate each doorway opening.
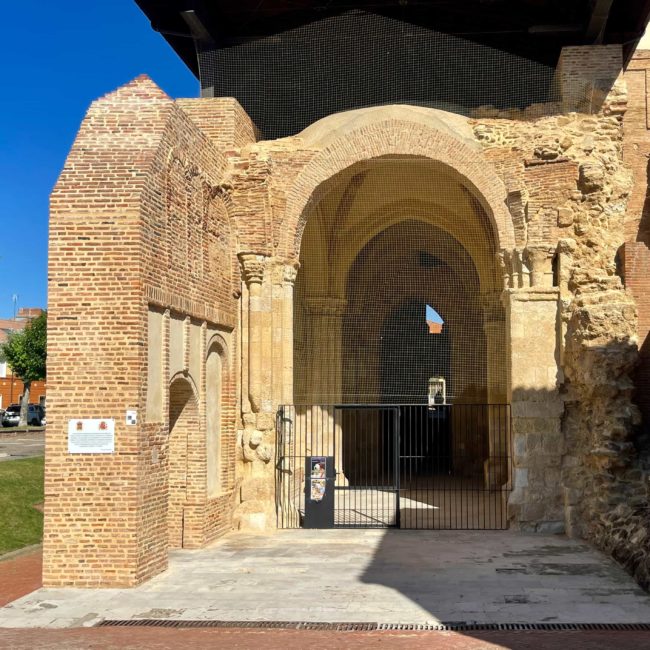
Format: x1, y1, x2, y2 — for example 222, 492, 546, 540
282, 155, 510, 529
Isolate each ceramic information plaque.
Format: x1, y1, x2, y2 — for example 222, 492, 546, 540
68, 419, 115, 454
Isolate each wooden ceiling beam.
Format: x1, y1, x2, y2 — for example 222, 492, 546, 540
584, 0, 614, 44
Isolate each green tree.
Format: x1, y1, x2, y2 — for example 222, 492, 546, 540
1, 312, 46, 426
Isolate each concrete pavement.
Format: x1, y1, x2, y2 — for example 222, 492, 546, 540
2, 529, 650, 628
0, 430, 44, 461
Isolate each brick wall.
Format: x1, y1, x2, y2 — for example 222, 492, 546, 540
623, 242, 650, 433
44, 43, 650, 588
624, 51, 650, 436
557, 45, 623, 113
45, 76, 240, 587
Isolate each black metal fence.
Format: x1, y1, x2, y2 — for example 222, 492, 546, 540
276, 404, 512, 530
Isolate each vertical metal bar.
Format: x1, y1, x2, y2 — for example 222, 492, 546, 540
276, 406, 280, 529
498, 403, 502, 529
416, 404, 421, 530
395, 406, 401, 528
499, 403, 503, 529
430, 404, 434, 531
414, 404, 417, 530
498, 403, 503, 529
453, 404, 457, 530
354, 408, 358, 526
413, 405, 417, 530
467, 404, 480, 528
479, 405, 492, 530
381, 407, 384, 525
439, 405, 443, 532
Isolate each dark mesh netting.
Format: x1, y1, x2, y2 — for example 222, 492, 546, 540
195, 9, 615, 407
197, 10, 559, 139
291, 158, 506, 405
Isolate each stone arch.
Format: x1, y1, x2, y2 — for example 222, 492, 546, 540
281, 115, 515, 257
205, 333, 230, 497
169, 370, 199, 401
168, 375, 200, 549
332, 199, 502, 297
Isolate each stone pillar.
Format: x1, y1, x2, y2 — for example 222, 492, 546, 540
482, 291, 508, 489
273, 262, 298, 406
305, 297, 347, 403
305, 296, 348, 484
503, 287, 565, 533
238, 253, 267, 413
235, 252, 275, 531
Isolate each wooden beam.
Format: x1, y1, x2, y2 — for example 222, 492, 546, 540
585, 0, 614, 43
181, 9, 216, 46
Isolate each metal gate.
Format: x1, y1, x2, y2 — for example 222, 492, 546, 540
276, 404, 511, 530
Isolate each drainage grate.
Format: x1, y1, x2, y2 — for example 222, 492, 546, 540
98, 620, 650, 632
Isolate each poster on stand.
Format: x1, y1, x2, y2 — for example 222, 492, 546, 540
310, 456, 326, 478
310, 478, 326, 501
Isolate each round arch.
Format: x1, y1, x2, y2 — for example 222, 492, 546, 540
206, 332, 230, 365
327, 199, 503, 297
169, 371, 199, 404
168, 374, 200, 548
281, 114, 515, 258
205, 332, 230, 498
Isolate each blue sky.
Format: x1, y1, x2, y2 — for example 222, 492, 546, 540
0, 1, 197, 319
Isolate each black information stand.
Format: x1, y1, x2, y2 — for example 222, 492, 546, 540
303, 455, 335, 528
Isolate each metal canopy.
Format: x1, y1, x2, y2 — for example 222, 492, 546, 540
135, 0, 650, 73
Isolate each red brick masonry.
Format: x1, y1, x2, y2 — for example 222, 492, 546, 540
0, 547, 42, 607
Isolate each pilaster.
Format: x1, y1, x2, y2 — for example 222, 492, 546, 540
503, 287, 565, 533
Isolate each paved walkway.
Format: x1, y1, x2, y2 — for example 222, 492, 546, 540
0, 547, 42, 607
2, 530, 650, 628
0, 430, 44, 461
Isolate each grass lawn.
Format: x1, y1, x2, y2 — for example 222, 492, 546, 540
0, 456, 44, 555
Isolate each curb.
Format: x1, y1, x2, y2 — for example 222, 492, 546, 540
0, 428, 45, 440
0, 544, 42, 563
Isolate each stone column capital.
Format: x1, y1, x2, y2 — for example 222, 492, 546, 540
525, 244, 556, 288
270, 258, 300, 286
238, 252, 268, 287
525, 244, 555, 264
283, 263, 299, 286
305, 296, 348, 317
499, 248, 530, 289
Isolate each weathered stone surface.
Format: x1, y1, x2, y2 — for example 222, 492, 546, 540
42, 44, 650, 593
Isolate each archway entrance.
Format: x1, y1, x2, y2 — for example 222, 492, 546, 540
168, 377, 199, 548
280, 153, 511, 529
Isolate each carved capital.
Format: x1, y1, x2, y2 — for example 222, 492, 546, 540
499, 248, 529, 288
283, 263, 299, 286
238, 252, 267, 287
525, 245, 555, 288
270, 258, 300, 286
